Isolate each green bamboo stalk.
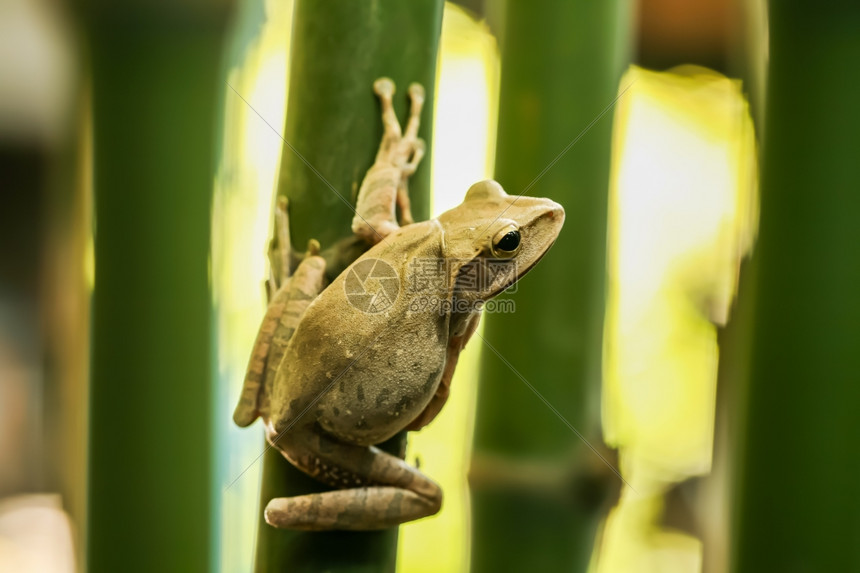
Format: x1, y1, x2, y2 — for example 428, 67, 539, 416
277, 0, 442, 253
85, 3, 232, 570
730, 3, 860, 571
253, 2, 443, 571
470, 2, 631, 571
701, 4, 766, 571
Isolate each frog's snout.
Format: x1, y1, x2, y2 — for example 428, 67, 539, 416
544, 201, 566, 227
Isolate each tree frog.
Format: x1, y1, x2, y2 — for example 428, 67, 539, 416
234, 78, 565, 530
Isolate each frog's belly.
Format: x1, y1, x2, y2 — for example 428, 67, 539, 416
314, 351, 446, 446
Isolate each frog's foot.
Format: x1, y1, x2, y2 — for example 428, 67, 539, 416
352, 79, 426, 244
373, 77, 401, 142
265, 428, 442, 530
403, 83, 424, 138
305, 238, 321, 258
395, 137, 425, 226
392, 83, 425, 228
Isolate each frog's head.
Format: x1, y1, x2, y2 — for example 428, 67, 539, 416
437, 180, 565, 303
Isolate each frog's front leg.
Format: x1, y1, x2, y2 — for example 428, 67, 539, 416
266, 196, 291, 299
406, 311, 481, 431
352, 78, 426, 243
264, 424, 442, 530
395, 83, 426, 226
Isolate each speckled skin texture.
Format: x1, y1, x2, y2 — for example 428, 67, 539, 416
234, 80, 565, 530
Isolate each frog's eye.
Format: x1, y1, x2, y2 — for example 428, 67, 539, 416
491, 226, 521, 258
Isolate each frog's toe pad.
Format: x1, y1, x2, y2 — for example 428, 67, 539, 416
408, 82, 425, 102
373, 77, 395, 97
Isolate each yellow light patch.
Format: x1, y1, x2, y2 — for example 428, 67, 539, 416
213, 1, 294, 570
592, 65, 758, 573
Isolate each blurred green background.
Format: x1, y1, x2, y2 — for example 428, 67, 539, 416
2, 0, 859, 572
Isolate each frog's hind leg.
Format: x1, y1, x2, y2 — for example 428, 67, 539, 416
265, 427, 442, 530
262, 242, 324, 388
233, 198, 325, 427
234, 198, 294, 426
233, 283, 292, 427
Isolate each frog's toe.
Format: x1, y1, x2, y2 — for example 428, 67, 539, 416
407, 82, 425, 103
373, 77, 395, 98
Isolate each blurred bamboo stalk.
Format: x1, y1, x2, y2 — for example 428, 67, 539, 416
702, 3, 767, 571
470, 1, 632, 571
252, 1, 443, 571
729, 3, 860, 571
85, 2, 233, 570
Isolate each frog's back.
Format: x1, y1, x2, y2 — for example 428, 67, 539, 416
270, 221, 451, 444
